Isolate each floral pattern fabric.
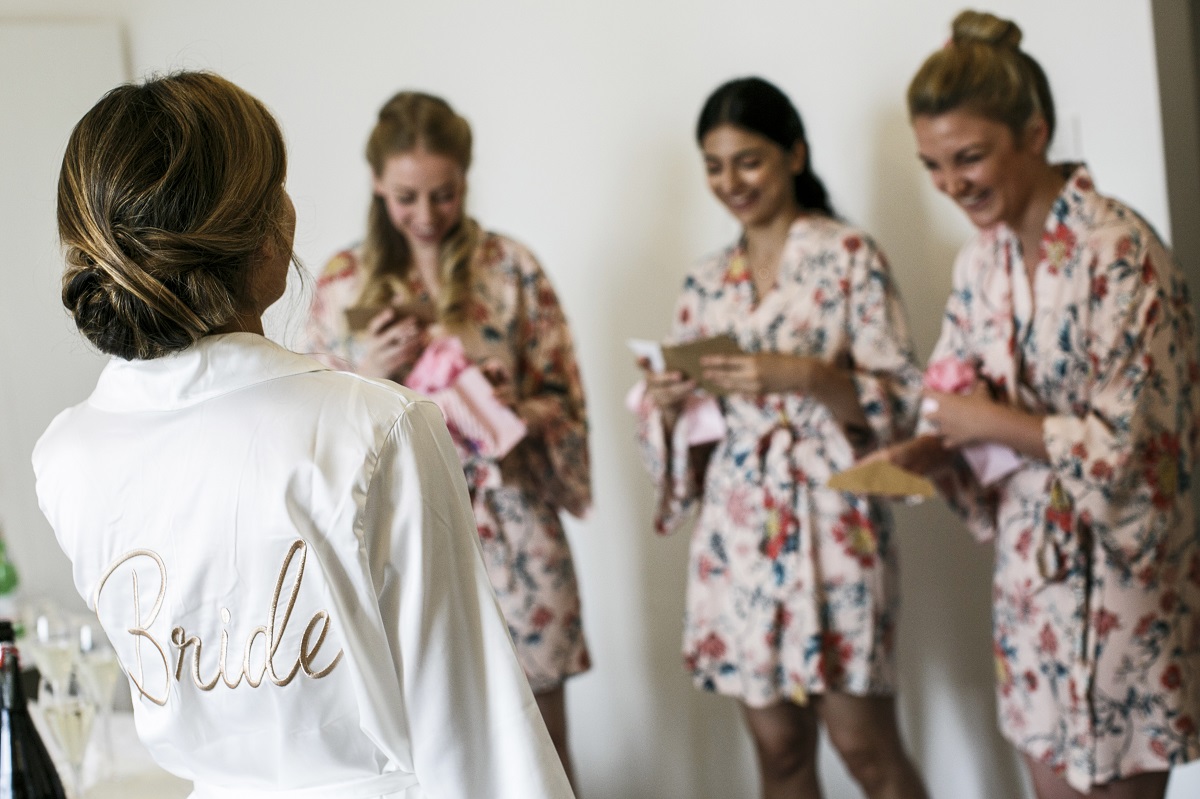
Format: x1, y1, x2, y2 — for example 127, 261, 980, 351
926, 165, 1200, 790
305, 232, 591, 692
633, 215, 922, 707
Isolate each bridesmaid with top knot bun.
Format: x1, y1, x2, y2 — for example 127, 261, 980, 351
875, 10, 1200, 798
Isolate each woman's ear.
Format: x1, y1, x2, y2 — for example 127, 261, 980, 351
789, 140, 807, 175
1021, 114, 1051, 159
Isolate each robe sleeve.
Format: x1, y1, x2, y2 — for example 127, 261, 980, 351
509, 248, 592, 518
921, 248, 1002, 543
370, 400, 574, 798
842, 235, 923, 452
1041, 231, 1199, 565
631, 274, 710, 536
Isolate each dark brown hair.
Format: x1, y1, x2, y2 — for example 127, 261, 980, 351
57, 71, 290, 359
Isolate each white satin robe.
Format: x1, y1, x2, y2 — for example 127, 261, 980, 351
33, 333, 573, 799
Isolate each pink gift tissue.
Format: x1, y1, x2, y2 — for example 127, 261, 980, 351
407, 336, 527, 459
923, 356, 1022, 486
624, 381, 726, 446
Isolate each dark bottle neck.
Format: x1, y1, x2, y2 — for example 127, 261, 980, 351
0, 642, 26, 711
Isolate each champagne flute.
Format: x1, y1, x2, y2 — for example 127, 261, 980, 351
39, 668, 96, 798
74, 622, 121, 778
27, 604, 76, 697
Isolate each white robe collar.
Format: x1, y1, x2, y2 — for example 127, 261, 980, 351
88, 333, 328, 412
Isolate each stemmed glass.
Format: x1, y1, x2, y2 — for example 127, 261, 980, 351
26, 604, 76, 697
73, 621, 121, 778
38, 661, 97, 798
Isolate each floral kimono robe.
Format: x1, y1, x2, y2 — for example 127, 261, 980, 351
306, 232, 591, 692
927, 166, 1200, 790
634, 215, 922, 706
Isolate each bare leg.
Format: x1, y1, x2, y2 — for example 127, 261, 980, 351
1025, 755, 1169, 799
814, 693, 928, 799
535, 685, 576, 789
741, 700, 823, 799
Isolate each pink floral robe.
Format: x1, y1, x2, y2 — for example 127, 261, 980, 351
926, 166, 1200, 790
633, 215, 922, 707
305, 231, 591, 692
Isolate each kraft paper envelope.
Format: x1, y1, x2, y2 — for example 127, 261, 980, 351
827, 460, 936, 498
345, 302, 437, 332
662, 335, 743, 394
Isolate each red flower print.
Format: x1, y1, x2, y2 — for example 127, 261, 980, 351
766, 606, 792, 649
1151, 738, 1169, 760
1015, 528, 1034, 559
838, 278, 850, 296
530, 605, 555, 630
818, 631, 852, 685
1038, 623, 1058, 657
1094, 608, 1121, 640
1161, 591, 1179, 613
1076, 175, 1093, 192
1070, 442, 1088, 460
1162, 664, 1182, 690
843, 236, 862, 254
832, 509, 878, 568
678, 306, 691, 324
1041, 223, 1077, 274
698, 554, 718, 582
1134, 613, 1157, 637
696, 632, 727, 660
1176, 716, 1196, 735
1023, 670, 1038, 692
725, 253, 750, 284
1142, 254, 1157, 284
1046, 481, 1073, 532
1115, 236, 1134, 260
1144, 432, 1181, 510
1090, 274, 1108, 301
1089, 459, 1114, 481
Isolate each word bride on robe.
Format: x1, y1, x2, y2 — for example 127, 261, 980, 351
94, 539, 343, 705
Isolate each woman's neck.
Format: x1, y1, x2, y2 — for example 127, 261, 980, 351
743, 205, 801, 259
1014, 162, 1068, 259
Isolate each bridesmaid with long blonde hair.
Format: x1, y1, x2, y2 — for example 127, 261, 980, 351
305, 91, 591, 782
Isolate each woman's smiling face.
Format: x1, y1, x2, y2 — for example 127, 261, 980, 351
912, 108, 1047, 232
701, 124, 803, 229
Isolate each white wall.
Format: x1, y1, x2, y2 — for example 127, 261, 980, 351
2, 1, 1198, 797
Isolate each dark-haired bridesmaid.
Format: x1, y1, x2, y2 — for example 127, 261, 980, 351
631, 76, 928, 799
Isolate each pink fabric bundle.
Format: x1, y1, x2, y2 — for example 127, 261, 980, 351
624, 381, 726, 446
923, 356, 1022, 486
407, 336, 527, 459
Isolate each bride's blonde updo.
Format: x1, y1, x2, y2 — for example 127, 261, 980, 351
57, 71, 290, 360
907, 10, 1056, 143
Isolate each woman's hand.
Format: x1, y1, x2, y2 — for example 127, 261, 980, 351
358, 308, 426, 379
638, 357, 695, 430
923, 380, 997, 449
861, 434, 954, 477
699, 353, 818, 396
924, 380, 1049, 461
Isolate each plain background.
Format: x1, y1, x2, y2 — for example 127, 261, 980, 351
2, 2, 1199, 797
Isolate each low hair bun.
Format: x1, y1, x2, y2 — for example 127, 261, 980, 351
56, 71, 288, 360
952, 10, 1022, 50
